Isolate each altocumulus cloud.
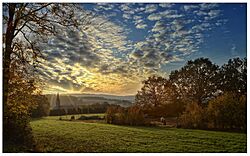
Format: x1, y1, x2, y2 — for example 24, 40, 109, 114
36, 3, 226, 95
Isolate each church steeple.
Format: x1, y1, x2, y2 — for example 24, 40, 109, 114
56, 93, 60, 109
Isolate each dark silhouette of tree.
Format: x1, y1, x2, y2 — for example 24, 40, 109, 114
207, 92, 246, 130
3, 3, 95, 112
218, 57, 246, 94
3, 3, 96, 151
169, 58, 219, 106
4, 61, 39, 151
135, 76, 177, 114
31, 95, 50, 118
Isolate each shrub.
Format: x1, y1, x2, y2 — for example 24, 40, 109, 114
207, 92, 246, 130
49, 109, 66, 116
114, 107, 127, 125
105, 106, 119, 124
70, 116, 75, 120
178, 102, 207, 129
78, 115, 103, 120
4, 70, 39, 151
105, 105, 145, 126
178, 92, 246, 131
127, 105, 145, 126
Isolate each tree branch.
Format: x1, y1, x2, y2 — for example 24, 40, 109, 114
17, 3, 52, 21
13, 20, 29, 38
20, 30, 34, 52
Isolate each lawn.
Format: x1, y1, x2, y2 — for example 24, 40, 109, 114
30, 115, 247, 153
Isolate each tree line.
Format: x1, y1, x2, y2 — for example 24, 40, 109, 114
106, 57, 246, 131
48, 102, 119, 116
2, 2, 247, 152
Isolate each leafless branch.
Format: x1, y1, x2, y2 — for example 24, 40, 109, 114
14, 20, 29, 38
18, 3, 52, 21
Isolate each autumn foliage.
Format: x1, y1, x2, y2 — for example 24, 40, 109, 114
207, 92, 246, 130
135, 57, 246, 131
4, 65, 41, 150
106, 105, 145, 126
178, 102, 207, 129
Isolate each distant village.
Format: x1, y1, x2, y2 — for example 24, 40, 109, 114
47, 93, 133, 116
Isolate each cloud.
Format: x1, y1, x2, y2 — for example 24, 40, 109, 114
145, 4, 158, 13
147, 10, 183, 21
136, 23, 147, 29
231, 44, 238, 56
133, 15, 142, 20
152, 21, 165, 32
131, 3, 223, 73
130, 50, 144, 59
120, 4, 131, 11
35, 3, 226, 95
94, 3, 115, 11
208, 10, 221, 19
200, 3, 219, 10
148, 13, 162, 21
134, 16, 148, 29
159, 3, 174, 8
134, 7, 145, 12
183, 5, 199, 12
123, 13, 131, 19
195, 10, 208, 16
38, 9, 138, 94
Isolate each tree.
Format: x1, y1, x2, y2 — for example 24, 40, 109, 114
218, 57, 246, 94
31, 95, 50, 118
105, 105, 145, 126
3, 3, 94, 111
4, 60, 40, 151
135, 76, 177, 116
178, 102, 207, 129
106, 106, 120, 124
3, 3, 95, 150
169, 58, 219, 106
207, 92, 246, 130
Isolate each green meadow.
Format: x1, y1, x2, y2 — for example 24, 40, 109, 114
30, 115, 246, 153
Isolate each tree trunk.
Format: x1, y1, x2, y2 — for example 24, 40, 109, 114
3, 4, 16, 116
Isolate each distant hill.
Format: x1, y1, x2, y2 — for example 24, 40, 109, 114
46, 94, 134, 109
71, 93, 135, 101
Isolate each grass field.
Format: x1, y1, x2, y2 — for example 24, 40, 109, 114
30, 114, 247, 153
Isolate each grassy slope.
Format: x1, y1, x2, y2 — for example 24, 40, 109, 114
30, 115, 246, 153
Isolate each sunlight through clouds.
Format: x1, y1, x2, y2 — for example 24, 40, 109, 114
36, 3, 233, 95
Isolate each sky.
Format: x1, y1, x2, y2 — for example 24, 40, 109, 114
35, 3, 247, 95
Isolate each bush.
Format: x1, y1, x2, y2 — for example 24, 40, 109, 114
105, 105, 145, 126
127, 105, 145, 126
4, 70, 39, 151
78, 115, 103, 120
105, 106, 119, 124
178, 92, 246, 131
49, 109, 66, 116
207, 92, 246, 131
178, 102, 207, 129
70, 116, 75, 120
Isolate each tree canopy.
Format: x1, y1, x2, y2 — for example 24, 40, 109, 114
136, 76, 177, 108
218, 57, 246, 94
3, 3, 95, 149
169, 58, 219, 106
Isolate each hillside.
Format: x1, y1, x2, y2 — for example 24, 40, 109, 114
46, 94, 134, 109
71, 94, 135, 101
30, 115, 246, 152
